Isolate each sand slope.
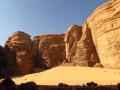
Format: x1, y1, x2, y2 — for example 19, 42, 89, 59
13, 66, 120, 85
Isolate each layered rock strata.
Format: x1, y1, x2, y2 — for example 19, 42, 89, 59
64, 25, 82, 61
6, 31, 33, 74
33, 34, 65, 68
2, 0, 120, 75
64, 25, 100, 67
86, 0, 120, 68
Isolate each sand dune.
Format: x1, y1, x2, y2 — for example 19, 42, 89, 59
13, 66, 120, 85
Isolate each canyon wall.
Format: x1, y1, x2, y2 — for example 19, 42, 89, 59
3, 32, 66, 75
86, 0, 120, 69
1, 0, 120, 75
64, 25, 101, 67
32, 34, 65, 68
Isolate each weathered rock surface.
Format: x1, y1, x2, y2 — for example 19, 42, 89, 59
33, 34, 65, 68
64, 25, 82, 61
6, 31, 33, 74
64, 25, 100, 67
2, 0, 120, 75
86, 0, 120, 68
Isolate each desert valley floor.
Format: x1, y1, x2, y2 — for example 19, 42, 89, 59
13, 66, 120, 85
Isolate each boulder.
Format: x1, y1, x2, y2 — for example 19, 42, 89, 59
86, 0, 120, 68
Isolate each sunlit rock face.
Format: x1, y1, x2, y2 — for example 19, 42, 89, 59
33, 34, 65, 68
64, 25, 82, 61
6, 31, 33, 75
86, 0, 120, 68
64, 25, 100, 67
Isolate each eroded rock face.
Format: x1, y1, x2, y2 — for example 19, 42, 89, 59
33, 34, 65, 68
64, 25, 100, 67
86, 0, 120, 68
64, 25, 82, 61
6, 31, 33, 74
3, 0, 120, 74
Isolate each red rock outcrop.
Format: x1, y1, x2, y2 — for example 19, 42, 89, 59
64, 25, 100, 67
32, 34, 65, 68
6, 31, 33, 75
64, 25, 82, 61
3, 0, 120, 75
86, 0, 120, 68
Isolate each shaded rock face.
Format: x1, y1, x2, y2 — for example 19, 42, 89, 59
0, 46, 7, 77
0, 46, 6, 67
0, 45, 18, 76
64, 25, 100, 67
4, 44, 18, 76
33, 34, 65, 68
86, 0, 120, 68
6, 31, 33, 75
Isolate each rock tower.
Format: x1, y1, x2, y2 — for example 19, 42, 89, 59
6, 31, 33, 74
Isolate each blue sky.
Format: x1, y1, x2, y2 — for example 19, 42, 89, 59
0, 0, 107, 46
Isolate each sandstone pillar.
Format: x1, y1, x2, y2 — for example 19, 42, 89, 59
6, 31, 33, 75
64, 25, 82, 61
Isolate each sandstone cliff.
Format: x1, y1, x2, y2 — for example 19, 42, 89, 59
33, 34, 65, 68
2, 0, 120, 76
64, 25, 101, 67
6, 31, 33, 75
4, 32, 65, 75
85, 0, 120, 69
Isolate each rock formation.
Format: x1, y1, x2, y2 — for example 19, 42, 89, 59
4, 43, 18, 76
0, 45, 7, 77
4, 32, 65, 75
0, 45, 18, 76
64, 25, 82, 61
85, 0, 120, 68
6, 31, 33, 75
64, 25, 100, 67
32, 34, 65, 68
2, 0, 120, 75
